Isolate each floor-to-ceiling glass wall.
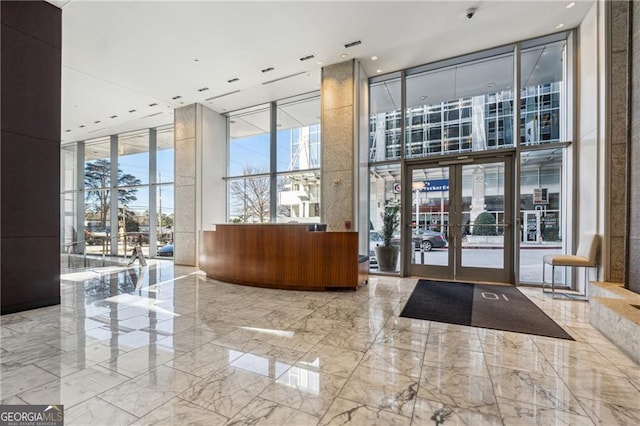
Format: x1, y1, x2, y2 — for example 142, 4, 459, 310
519, 36, 570, 285
61, 125, 175, 259
369, 32, 572, 285
369, 74, 402, 273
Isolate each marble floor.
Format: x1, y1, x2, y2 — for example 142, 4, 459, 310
1, 260, 639, 425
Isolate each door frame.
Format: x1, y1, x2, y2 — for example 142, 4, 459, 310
402, 152, 515, 283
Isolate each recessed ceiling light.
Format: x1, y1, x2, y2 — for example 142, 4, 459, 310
376, 69, 382, 73
197, 87, 209, 92
227, 77, 240, 83
555, 23, 564, 29
566, 2, 576, 9
487, 82, 496, 88
341, 53, 348, 59
317, 60, 324, 65
371, 55, 378, 61
299, 54, 315, 62
172, 95, 182, 100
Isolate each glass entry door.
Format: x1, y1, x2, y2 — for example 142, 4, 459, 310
406, 157, 513, 283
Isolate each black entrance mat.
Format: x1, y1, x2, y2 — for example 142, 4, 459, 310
400, 280, 574, 340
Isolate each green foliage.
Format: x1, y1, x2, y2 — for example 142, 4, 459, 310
380, 201, 400, 247
473, 212, 497, 236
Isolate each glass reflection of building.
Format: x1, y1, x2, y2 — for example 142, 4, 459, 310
369, 84, 561, 161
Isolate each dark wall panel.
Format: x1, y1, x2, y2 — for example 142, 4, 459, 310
1, 237, 60, 314
1, 23, 61, 141
1, 132, 59, 237
1, 1, 62, 314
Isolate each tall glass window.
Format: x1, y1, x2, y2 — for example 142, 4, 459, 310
226, 93, 321, 224
276, 95, 321, 223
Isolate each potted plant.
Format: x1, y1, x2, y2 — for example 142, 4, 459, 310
374, 200, 400, 272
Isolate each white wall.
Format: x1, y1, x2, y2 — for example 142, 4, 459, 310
577, 0, 606, 286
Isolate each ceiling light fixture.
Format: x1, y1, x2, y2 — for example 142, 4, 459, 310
341, 53, 348, 59
299, 54, 315, 62
376, 69, 382, 73
566, 2, 576, 9
197, 87, 209, 92
371, 55, 378, 61
555, 23, 564, 29
344, 40, 362, 49
316, 60, 324, 65
227, 77, 240, 83
171, 95, 182, 100
261, 67, 275, 73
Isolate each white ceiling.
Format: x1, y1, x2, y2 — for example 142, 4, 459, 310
52, 0, 594, 144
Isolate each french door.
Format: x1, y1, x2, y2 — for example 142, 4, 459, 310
405, 156, 513, 283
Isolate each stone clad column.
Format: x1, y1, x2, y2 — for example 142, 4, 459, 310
174, 104, 198, 265
174, 104, 227, 266
321, 60, 367, 232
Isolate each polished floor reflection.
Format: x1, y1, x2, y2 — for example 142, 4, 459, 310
1, 260, 639, 425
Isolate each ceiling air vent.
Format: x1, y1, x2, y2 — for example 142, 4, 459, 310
261, 67, 274, 73
299, 54, 315, 62
262, 71, 307, 86
139, 112, 163, 119
227, 78, 240, 83
344, 40, 362, 48
205, 90, 241, 101
197, 87, 209, 92
171, 95, 182, 100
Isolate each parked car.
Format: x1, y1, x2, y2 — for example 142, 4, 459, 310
157, 243, 173, 257
413, 229, 447, 251
368, 231, 383, 269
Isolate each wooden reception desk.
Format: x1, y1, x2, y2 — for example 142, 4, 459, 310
200, 224, 367, 291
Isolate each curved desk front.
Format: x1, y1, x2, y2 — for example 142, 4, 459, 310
200, 224, 367, 291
